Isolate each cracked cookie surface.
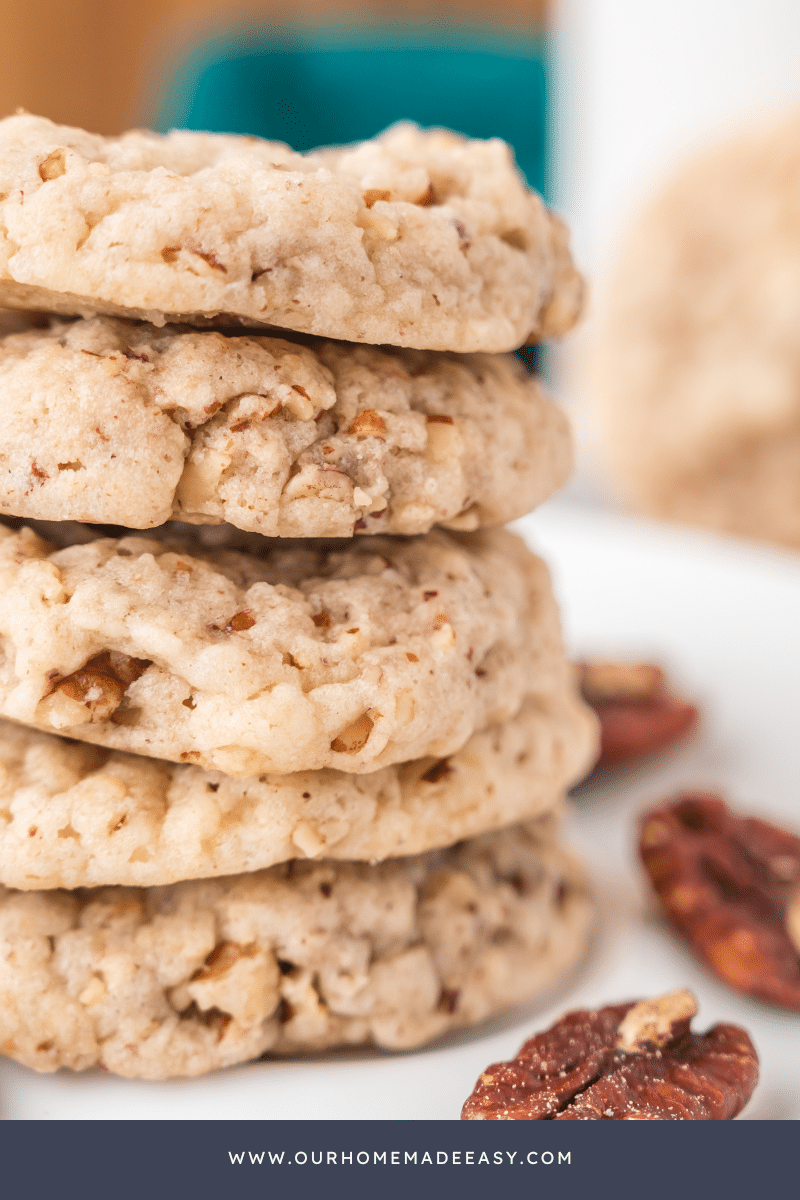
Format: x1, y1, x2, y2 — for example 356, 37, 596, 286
0, 316, 571, 536
0, 114, 582, 352
0, 522, 563, 777
0, 820, 593, 1079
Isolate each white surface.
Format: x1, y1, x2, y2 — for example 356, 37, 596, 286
2, 500, 799, 1120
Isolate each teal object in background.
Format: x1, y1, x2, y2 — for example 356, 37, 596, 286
156, 27, 548, 197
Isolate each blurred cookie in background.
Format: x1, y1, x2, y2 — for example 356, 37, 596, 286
589, 111, 800, 551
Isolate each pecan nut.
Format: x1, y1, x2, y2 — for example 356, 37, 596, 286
578, 660, 698, 772
640, 793, 800, 1009
43, 650, 151, 725
461, 989, 758, 1120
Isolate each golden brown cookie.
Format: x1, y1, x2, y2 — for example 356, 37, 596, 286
591, 111, 800, 549
0, 522, 568, 777
0, 684, 596, 888
0, 316, 571, 536
0, 820, 592, 1079
0, 114, 582, 352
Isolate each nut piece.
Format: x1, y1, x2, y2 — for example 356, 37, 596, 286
40, 650, 151, 727
616, 988, 697, 1052
578, 660, 698, 773
580, 662, 662, 703
640, 793, 800, 1009
38, 148, 68, 181
347, 409, 387, 439
787, 886, 800, 956
462, 989, 758, 1120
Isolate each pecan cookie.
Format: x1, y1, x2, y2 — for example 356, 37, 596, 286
0, 522, 569, 777
0, 821, 592, 1079
462, 989, 758, 1119
591, 111, 800, 550
0, 315, 571, 536
0, 682, 597, 888
0, 114, 582, 353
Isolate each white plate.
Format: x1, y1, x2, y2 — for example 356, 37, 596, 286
2, 500, 799, 1120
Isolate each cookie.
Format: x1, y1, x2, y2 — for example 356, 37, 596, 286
606, 425, 800, 550
590, 111, 800, 548
0, 114, 582, 353
0, 820, 592, 1078
0, 522, 563, 777
0, 315, 571, 536
0, 677, 596, 888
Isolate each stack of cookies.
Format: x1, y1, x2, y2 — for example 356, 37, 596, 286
0, 113, 596, 1080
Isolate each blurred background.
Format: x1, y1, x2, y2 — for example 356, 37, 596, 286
4, 0, 800, 516
0, 1, 548, 190
3, 0, 800, 278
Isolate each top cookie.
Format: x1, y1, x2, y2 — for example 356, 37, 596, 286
590, 111, 800, 544
0, 113, 582, 352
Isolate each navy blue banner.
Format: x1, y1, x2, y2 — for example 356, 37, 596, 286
0, 1119, 793, 1200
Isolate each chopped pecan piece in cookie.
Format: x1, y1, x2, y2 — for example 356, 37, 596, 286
578, 660, 698, 772
42, 650, 151, 727
461, 989, 758, 1120
640, 793, 800, 1009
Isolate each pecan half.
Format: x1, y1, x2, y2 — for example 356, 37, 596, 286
640, 793, 800, 1009
578, 660, 698, 772
461, 989, 758, 1120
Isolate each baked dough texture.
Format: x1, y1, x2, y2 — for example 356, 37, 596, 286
0, 819, 593, 1078
0, 315, 572, 536
0, 114, 583, 353
591, 111, 800, 548
0, 679, 596, 889
0, 522, 563, 777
